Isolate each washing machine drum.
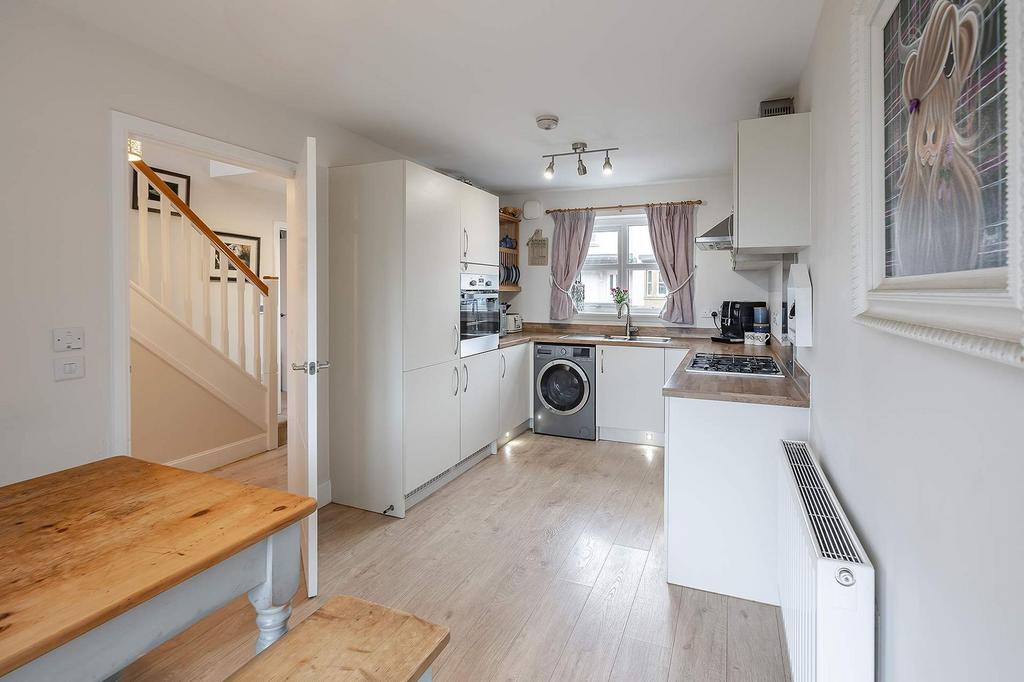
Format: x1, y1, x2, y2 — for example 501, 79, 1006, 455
537, 359, 590, 415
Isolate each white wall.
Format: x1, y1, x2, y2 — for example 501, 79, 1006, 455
500, 177, 772, 327
0, 0, 401, 486
797, 1, 1024, 679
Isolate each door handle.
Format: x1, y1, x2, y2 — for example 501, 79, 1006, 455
501, 353, 506, 378
452, 366, 459, 395
463, 363, 469, 392
453, 324, 460, 355
292, 360, 330, 375
600, 349, 604, 374
463, 229, 469, 258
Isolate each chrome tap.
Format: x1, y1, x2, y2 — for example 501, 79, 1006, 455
617, 301, 639, 339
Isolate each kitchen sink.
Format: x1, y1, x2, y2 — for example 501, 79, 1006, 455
559, 334, 672, 343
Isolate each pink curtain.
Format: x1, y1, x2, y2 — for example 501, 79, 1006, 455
646, 204, 696, 324
549, 209, 596, 320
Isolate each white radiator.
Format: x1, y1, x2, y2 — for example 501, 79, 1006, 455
778, 441, 875, 682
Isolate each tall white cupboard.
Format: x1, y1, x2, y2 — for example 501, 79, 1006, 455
329, 160, 498, 517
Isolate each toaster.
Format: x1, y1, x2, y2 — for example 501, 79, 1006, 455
506, 313, 523, 333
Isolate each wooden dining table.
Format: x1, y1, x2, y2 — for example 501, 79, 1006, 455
0, 456, 316, 681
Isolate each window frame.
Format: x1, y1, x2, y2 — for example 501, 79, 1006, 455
577, 214, 664, 316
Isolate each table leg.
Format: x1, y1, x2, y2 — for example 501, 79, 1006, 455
247, 523, 301, 653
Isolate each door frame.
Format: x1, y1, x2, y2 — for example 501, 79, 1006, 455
109, 111, 297, 454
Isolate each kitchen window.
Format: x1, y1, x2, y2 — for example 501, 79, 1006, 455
577, 215, 665, 315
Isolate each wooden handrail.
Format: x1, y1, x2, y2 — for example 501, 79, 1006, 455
132, 159, 269, 296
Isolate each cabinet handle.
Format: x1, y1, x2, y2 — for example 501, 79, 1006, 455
600, 349, 605, 374
453, 325, 459, 355
463, 229, 469, 258
452, 366, 459, 395
501, 353, 506, 378
463, 363, 469, 392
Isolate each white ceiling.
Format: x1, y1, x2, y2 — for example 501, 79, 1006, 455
46, 0, 824, 194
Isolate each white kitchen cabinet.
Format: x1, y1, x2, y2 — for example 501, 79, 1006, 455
735, 112, 810, 252
404, 165, 461, 371
403, 361, 461, 495
498, 343, 531, 439
460, 350, 500, 459
596, 345, 666, 439
460, 183, 498, 266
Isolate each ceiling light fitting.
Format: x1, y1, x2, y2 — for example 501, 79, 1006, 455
541, 141, 618, 180
127, 138, 143, 161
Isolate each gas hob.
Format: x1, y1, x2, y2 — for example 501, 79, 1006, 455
685, 352, 784, 378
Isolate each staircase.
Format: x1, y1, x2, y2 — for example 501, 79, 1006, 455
129, 160, 280, 471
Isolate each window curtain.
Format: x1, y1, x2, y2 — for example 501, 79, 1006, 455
646, 204, 696, 324
549, 209, 596, 320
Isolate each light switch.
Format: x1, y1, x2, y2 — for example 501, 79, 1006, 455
53, 356, 85, 381
53, 327, 84, 352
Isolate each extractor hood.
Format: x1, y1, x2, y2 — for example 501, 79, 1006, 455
695, 214, 733, 251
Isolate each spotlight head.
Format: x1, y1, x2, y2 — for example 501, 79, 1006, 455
603, 152, 613, 175
577, 156, 587, 176
544, 157, 555, 179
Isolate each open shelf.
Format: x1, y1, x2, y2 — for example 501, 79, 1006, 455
499, 212, 521, 292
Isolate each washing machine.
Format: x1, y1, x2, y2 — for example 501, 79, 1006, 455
533, 343, 597, 440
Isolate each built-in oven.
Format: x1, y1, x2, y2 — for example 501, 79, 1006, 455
460, 265, 499, 357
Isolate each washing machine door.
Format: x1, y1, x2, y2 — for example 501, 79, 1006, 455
536, 359, 590, 416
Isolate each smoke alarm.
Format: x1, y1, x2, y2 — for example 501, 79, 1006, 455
536, 115, 559, 131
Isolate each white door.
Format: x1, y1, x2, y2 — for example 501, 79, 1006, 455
403, 361, 461, 494
499, 343, 530, 437
460, 185, 498, 266
596, 345, 665, 434
286, 137, 322, 598
404, 164, 460, 371
460, 349, 500, 459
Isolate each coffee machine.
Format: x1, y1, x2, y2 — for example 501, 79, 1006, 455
712, 301, 766, 343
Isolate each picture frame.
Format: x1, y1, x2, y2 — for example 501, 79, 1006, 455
131, 166, 191, 216
209, 232, 261, 282
850, 0, 1022, 367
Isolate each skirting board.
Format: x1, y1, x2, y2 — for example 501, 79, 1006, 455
599, 426, 665, 447
497, 420, 532, 447
317, 480, 332, 508
165, 433, 267, 472
404, 443, 495, 511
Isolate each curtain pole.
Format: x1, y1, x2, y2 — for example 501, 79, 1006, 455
545, 200, 702, 214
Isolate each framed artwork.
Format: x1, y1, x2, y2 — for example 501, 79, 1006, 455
209, 232, 261, 282
131, 166, 190, 216
851, 0, 1022, 367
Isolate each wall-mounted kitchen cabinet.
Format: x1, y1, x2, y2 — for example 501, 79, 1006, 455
460, 184, 499, 266
596, 345, 667, 444
329, 160, 500, 518
734, 112, 810, 253
498, 343, 531, 442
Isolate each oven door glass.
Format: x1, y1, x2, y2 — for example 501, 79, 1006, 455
460, 291, 499, 342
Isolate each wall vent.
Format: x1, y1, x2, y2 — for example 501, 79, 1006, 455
781, 440, 862, 563
759, 97, 795, 117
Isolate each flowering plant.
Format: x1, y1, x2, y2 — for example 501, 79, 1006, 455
610, 287, 629, 306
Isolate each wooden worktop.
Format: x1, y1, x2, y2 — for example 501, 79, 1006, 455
498, 324, 809, 408
0, 456, 316, 676
661, 340, 809, 408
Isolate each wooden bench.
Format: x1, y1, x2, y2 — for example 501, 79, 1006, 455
229, 596, 450, 681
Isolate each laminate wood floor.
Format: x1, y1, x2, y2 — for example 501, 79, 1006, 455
123, 433, 790, 682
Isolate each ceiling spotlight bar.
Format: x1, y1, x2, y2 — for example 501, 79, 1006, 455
541, 142, 619, 179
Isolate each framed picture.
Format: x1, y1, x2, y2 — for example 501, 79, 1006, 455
131, 166, 191, 216
850, 0, 1022, 367
209, 232, 261, 282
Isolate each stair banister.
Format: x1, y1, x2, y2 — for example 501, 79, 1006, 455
131, 159, 269, 297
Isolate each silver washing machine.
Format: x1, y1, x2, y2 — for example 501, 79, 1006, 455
533, 343, 597, 441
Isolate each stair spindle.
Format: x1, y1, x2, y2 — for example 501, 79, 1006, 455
219, 250, 229, 355
183, 215, 194, 328
202, 240, 212, 341
136, 176, 150, 291
160, 194, 172, 304
237, 276, 246, 371
253, 284, 262, 382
